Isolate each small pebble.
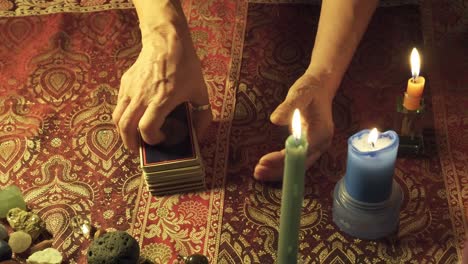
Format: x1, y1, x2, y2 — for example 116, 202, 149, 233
27, 248, 62, 264
0, 240, 12, 261
8, 231, 32, 253
178, 253, 209, 264
0, 224, 7, 241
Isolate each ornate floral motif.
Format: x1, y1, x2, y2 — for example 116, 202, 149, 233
28, 33, 90, 109
0, 0, 134, 17
140, 243, 173, 264
24, 155, 95, 258
142, 195, 208, 257
69, 85, 126, 176
0, 0, 13, 11
0, 96, 43, 184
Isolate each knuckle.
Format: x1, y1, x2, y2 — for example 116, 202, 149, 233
138, 120, 152, 134
119, 118, 133, 134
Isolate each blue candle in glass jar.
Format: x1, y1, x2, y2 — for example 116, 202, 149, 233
344, 129, 399, 203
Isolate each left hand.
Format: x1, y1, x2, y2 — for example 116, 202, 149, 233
253, 73, 335, 181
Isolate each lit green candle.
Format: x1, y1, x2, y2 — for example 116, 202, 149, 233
277, 109, 308, 264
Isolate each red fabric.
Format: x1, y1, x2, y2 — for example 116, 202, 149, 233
0, 2, 246, 262
0, 0, 467, 263
218, 4, 462, 263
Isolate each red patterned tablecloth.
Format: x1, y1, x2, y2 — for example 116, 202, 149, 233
0, 0, 466, 263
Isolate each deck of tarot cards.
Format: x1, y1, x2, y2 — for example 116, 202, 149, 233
139, 103, 206, 196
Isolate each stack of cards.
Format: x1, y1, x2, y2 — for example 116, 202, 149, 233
139, 103, 206, 196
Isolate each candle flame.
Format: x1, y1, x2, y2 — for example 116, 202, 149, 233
410, 48, 420, 79
292, 109, 301, 140
368, 128, 379, 147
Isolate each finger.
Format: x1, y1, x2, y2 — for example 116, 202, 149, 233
257, 149, 285, 166
138, 97, 179, 145
303, 110, 333, 167
305, 150, 322, 168
270, 82, 314, 126
254, 164, 284, 182
254, 150, 285, 181
118, 101, 145, 152
188, 72, 212, 141
112, 96, 131, 131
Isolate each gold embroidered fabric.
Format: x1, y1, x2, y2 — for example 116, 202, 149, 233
0, 0, 466, 263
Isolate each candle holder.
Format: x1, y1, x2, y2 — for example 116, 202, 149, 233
332, 178, 403, 240
394, 95, 425, 156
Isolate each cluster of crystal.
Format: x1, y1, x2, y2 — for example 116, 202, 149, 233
6, 208, 45, 240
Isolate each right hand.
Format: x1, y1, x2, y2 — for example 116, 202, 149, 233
254, 73, 335, 181
112, 25, 212, 152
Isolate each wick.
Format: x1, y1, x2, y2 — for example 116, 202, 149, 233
412, 75, 418, 83
371, 142, 375, 148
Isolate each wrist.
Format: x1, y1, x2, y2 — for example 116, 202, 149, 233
140, 21, 192, 53
138, 1, 189, 42
304, 65, 338, 103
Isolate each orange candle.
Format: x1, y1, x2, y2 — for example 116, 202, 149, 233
403, 48, 425, 110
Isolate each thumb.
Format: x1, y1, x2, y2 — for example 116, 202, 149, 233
270, 80, 313, 125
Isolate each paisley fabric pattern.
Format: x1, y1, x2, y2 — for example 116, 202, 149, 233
218, 4, 465, 263
0, 1, 248, 262
0, 0, 466, 263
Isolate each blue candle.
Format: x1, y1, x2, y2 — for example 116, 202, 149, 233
344, 129, 399, 203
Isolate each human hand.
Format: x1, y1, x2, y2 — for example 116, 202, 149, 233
253, 73, 335, 181
112, 25, 212, 152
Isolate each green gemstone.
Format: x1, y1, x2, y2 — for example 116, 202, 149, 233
0, 185, 26, 218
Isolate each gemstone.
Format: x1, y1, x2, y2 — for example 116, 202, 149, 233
0, 240, 12, 261
0, 186, 26, 219
8, 231, 31, 254
27, 248, 62, 264
0, 224, 7, 240
6, 208, 45, 240
178, 253, 209, 264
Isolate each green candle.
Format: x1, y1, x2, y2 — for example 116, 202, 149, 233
277, 109, 308, 264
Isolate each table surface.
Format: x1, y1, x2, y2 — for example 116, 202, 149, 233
0, 1, 466, 263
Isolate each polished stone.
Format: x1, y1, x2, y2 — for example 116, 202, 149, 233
27, 248, 63, 264
0, 240, 12, 261
0, 186, 26, 219
0, 225, 7, 241
8, 231, 32, 253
